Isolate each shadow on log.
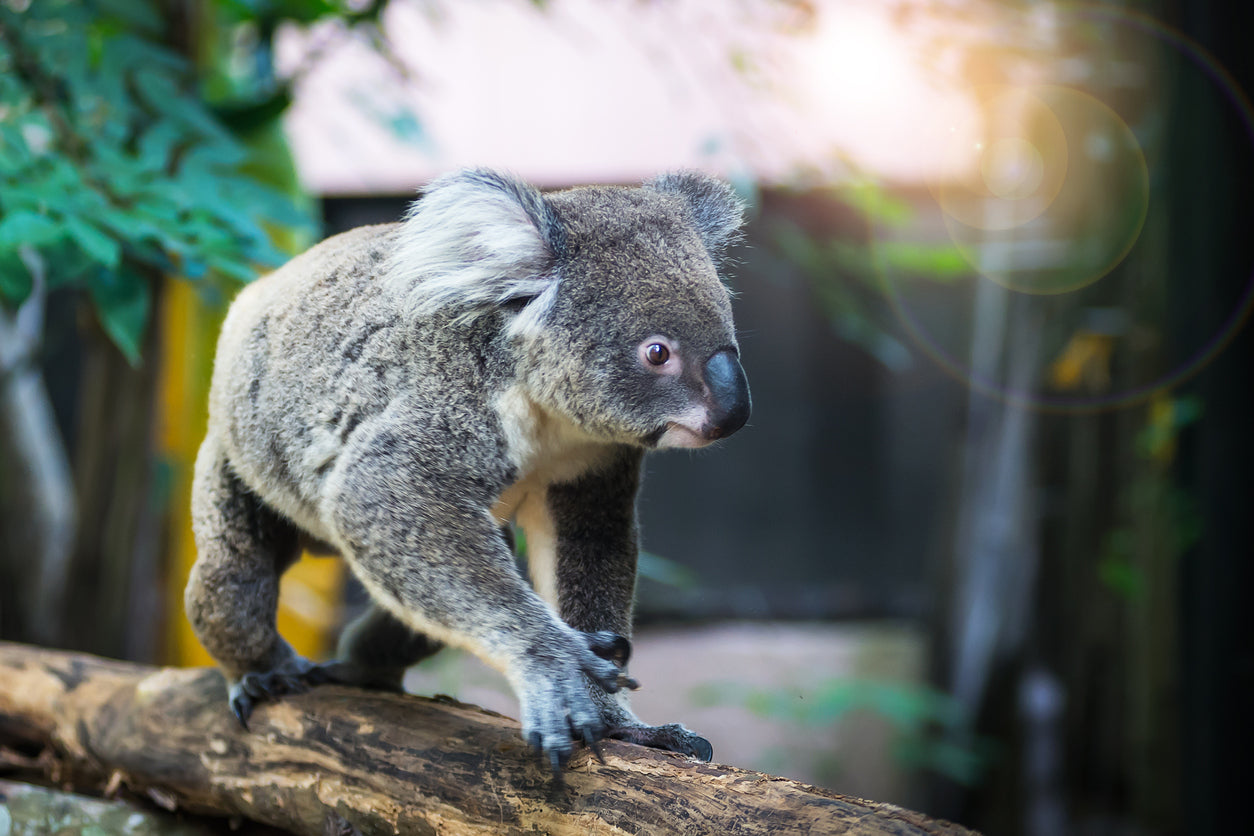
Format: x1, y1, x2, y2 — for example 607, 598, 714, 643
0, 643, 979, 835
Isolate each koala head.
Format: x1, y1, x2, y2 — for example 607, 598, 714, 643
387, 169, 751, 449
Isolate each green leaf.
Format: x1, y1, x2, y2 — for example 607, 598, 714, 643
217, 0, 342, 25
65, 216, 122, 269
135, 122, 184, 174
838, 180, 914, 227
95, 0, 165, 37
0, 210, 62, 248
226, 177, 312, 229
138, 71, 233, 144
100, 32, 186, 74
0, 248, 33, 305
95, 207, 163, 249
39, 239, 97, 289
87, 142, 155, 199
877, 241, 970, 281
213, 89, 294, 135
90, 267, 151, 365
179, 138, 248, 172
1098, 554, 1146, 601
0, 124, 33, 172
637, 551, 699, 588
206, 253, 260, 283
33, 158, 94, 216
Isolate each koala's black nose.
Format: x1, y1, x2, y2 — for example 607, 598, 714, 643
703, 349, 751, 440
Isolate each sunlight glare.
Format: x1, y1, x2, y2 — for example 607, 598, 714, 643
793, 6, 979, 181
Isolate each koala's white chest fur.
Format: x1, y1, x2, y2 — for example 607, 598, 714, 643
489, 385, 612, 606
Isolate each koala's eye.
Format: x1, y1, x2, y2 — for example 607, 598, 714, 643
638, 336, 679, 374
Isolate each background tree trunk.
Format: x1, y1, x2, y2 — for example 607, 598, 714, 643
0, 252, 76, 646
64, 283, 168, 661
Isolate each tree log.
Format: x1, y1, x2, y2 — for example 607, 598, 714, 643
0, 643, 978, 835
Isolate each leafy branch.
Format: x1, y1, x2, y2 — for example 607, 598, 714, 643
765, 179, 969, 370
0, 0, 313, 362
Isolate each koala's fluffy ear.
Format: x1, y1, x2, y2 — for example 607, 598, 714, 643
647, 172, 746, 265
386, 169, 566, 330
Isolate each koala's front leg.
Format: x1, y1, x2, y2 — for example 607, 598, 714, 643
327, 427, 626, 770
545, 446, 715, 762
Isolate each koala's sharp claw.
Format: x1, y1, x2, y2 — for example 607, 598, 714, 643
229, 690, 253, 730
226, 658, 329, 730
582, 728, 605, 764
548, 748, 566, 781
518, 629, 635, 776
607, 723, 714, 762
583, 631, 632, 667
689, 735, 714, 763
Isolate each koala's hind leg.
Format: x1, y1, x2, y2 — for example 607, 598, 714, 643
185, 436, 318, 727
317, 603, 444, 691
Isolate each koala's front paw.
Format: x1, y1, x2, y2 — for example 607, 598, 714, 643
515, 638, 629, 774
608, 722, 714, 762
228, 656, 327, 729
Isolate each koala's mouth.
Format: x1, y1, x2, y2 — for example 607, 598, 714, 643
643, 426, 668, 448
652, 422, 713, 450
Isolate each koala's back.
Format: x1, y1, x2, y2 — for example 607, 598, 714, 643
208, 223, 423, 536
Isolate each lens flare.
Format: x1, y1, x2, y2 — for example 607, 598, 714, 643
981, 137, 1046, 200
880, 7, 1254, 413
938, 86, 1150, 296
934, 86, 1070, 232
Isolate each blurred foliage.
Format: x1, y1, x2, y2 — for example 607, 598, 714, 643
0, 0, 393, 658
205, 0, 392, 133
0, 0, 396, 364
1136, 393, 1203, 464
694, 676, 992, 786
1098, 394, 1204, 601
768, 179, 970, 371
637, 549, 700, 589
0, 0, 317, 362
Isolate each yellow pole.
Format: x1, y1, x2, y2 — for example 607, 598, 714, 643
156, 278, 345, 667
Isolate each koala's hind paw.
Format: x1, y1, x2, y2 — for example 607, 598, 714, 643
228, 660, 329, 729
609, 723, 714, 762
307, 660, 407, 693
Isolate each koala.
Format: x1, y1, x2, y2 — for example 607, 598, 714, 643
185, 168, 751, 771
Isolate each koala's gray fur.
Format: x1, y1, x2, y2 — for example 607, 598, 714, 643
185, 169, 751, 768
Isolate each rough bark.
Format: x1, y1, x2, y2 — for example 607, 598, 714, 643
0, 643, 979, 836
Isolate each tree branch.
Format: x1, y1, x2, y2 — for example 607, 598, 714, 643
0, 643, 979, 836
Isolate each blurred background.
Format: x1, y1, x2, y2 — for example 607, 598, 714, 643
1, 1, 1250, 834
